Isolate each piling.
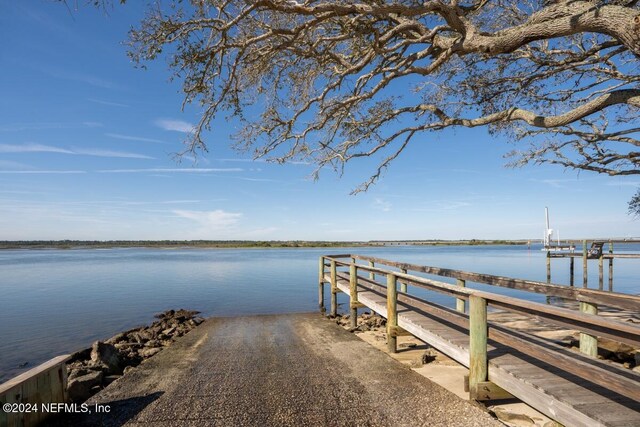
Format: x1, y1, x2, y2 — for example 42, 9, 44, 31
330, 260, 337, 317
608, 241, 614, 291
469, 295, 488, 398
386, 273, 398, 353
579, 301, 598, 357
546, 251, 551, 283
569, 257, 574, 286
318, 256, 325, 311
582, 240, 588, 288
349, 264, 358, 329
598, 254, 604, 291
400, 268, 408, 293
456, 279, 466, 313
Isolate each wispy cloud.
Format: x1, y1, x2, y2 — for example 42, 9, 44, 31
242, 227, 279, 237
605, 181, 639, 187
530, 178, 578, 189
0, 143, 154, 159
0, 122, 102, 132
98, 168, 243, 173
163, 200, 211, 206
411, 200, 472, 212
216, 158, 311, 166
42, 66, 121, 90
174, 209, 242, 230
0, 143, 73, 154
73, 149, 154, 160
155, 119, 194, 133
236, 177, 280, 182
373, 198, 392, 212
0, 160, 33, 170
88, 99, 129, 108
82, 122, 103, 128
0, 170, 86, 174
105, 133, 165, 144
217, 158, 266, 163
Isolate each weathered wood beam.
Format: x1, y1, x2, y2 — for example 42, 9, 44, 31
330, 260, 338, 317
469, 295, 488, 400
579, 301, 598, 358
350, 263, 358, 329
456, 279, 466, 313
387, 273, 398, 353
318, 256, 325, 311
343, 254, 640, 311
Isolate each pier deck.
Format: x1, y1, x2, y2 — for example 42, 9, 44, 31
52, 313, 499, 427
321, 255, 640, 427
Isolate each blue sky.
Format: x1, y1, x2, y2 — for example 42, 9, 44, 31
0, 2, 637, 241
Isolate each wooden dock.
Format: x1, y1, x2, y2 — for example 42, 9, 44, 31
320, 254, 640, 427
544, 240, 640, 289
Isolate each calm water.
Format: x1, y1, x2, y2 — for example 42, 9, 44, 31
1, 244, 638, 382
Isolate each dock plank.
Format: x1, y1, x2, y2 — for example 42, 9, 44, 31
332, 274, 640, 427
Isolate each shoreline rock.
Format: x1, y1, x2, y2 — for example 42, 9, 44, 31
330, 312, 386, 332
66, 309, 205, 402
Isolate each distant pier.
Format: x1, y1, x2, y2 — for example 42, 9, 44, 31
543, 240, 640, 290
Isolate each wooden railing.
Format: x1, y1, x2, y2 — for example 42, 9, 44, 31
0, 355, 70, 427
318, 254, 640, 403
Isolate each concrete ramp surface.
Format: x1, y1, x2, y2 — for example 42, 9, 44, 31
53, 313, 500, 426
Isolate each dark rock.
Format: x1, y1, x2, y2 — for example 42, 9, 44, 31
103, 375, 121, 385
69, 347, 92, 363
67, 368, 90, 382
421, 349, 439, 364
105, 332, 127, 345
90, 341, 123, 374
162, 327, 176, 336
68, 371, 103, 403
399, 342, 417, 349
139, 347, 162, 358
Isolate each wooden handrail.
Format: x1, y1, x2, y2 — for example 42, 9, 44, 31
324, 253, 640, 311
328, 267, 640, 403
323, 255, 640, 347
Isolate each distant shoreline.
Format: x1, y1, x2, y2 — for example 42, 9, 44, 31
0, 240, 528, 250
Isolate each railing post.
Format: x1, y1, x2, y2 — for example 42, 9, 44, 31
350, 263, 358, 329
569, 256, 574, 286
400, 268, 408, 293
318, 256, 325, 312
582, 239, 588, 288
386, 273, 398, 353
469, 295, 488, 399
598, 254, 604, 290
330, 260, 337, 317
579, 301, 598, 357
546, 250, 551, 283
608, 241, 614, 291
368, 260, 375, 280
456, 279, 466, 313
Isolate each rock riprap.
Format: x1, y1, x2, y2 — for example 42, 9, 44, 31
332, 312, 386, 332
66, 309, 204, 402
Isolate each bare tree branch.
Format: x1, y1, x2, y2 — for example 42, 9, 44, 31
124, 0, 640, 201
